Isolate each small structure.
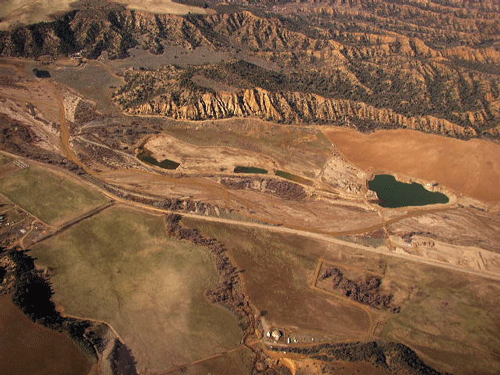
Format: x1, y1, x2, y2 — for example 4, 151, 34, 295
271, 330, 282, 341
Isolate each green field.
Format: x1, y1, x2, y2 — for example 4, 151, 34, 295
31, 206, 243, 373
275, 170, 313, 186
234, 166, 268, 174
0, 164, 108, 225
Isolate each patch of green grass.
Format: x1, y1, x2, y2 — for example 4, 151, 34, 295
137, 148, 180, 169
31, 206, 242, 373
275, 170, 313, 186
0, 165, 108, 225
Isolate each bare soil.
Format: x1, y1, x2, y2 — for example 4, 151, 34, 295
0, 294, 93, 375
324, 127, 500, 202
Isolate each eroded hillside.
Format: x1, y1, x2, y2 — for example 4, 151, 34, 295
1, 0, 499, 137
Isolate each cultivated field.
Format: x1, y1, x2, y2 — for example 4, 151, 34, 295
0, 295, 94, 375
325, 127, 500, 202
0, 163, 108, 226
31, 205, 243, 374
183, 217, 500, 375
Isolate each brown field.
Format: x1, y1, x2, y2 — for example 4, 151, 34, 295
183, 217, 500, 375
324, 127, 500, 202
380, 258, 500, 375
182, 217, 375, 342
0, 295, 94, 375
167, 346, 255, 375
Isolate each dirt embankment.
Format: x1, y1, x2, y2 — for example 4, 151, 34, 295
269, 341, 449, 375
165, 214, 256, 332
0, 247, 138, 375
319, 267, 399, 312
0, 116, 84, 174
325, 127, 500, 203
219, 176, 308, 200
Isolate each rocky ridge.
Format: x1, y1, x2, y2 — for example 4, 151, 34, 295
1, 4, 499, 138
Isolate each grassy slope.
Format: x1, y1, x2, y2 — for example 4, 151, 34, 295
381, 258, 500, 375
0, 164, 108, 225
31, 205, 243, 373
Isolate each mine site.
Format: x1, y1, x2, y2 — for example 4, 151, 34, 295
0, 0, 500, 374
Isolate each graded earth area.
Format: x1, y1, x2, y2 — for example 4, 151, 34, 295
1, 0, 500, 374
325, 128, 500, 202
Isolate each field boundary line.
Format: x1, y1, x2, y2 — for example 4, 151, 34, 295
153, 345, 246, 375
31, 201, 115, 245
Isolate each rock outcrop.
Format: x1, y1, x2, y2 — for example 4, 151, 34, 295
1, 1, 498, 138
124, 84, 476, 137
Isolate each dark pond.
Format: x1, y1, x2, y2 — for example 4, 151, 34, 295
368, 174, 449, 208
137, 149, 180, 170
32, 69, 51, 78
234, 166, 268, 174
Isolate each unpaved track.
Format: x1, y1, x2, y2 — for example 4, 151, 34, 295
3, 147, 498, 283
154, 346, 246, 375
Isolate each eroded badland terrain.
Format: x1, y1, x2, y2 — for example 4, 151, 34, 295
0, 0, 500, 374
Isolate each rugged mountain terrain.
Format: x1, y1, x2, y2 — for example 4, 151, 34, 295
1, 2, 500, 375
1, 0, 499, 138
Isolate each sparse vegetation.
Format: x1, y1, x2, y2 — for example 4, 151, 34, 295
0, 164, 108, 225
31, 206, 243, 373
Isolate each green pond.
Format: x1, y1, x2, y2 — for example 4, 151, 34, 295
368, 174, 449, 208
275, 170, 313, 186
137, 149, 180, 170
234, 166, 268, 174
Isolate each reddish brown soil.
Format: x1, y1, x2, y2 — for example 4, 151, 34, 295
324, 127, 500, 202
0, 294, 93, 375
